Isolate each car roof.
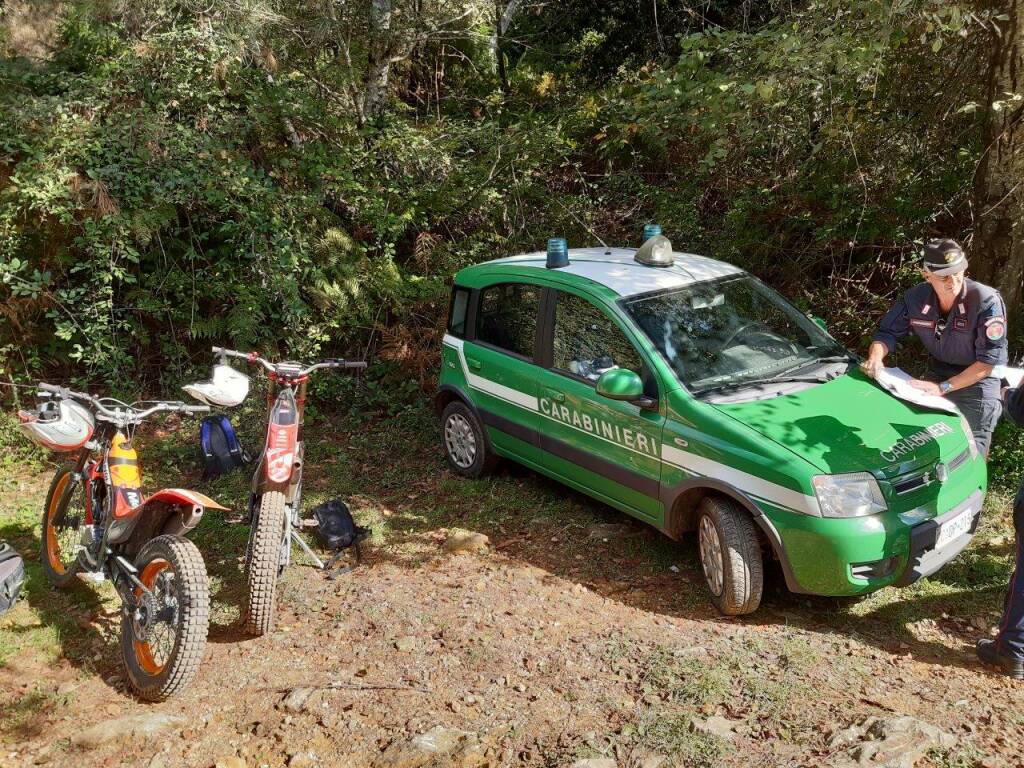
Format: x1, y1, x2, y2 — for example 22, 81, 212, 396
462, 247, 745, 298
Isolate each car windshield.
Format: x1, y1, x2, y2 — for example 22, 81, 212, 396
623, 274, 850, 395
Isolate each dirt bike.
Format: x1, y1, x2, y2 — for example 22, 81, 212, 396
208, 347, 365, 636
18, 384, 223, 700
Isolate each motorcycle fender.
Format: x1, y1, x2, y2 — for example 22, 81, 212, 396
108, 489, 228, 544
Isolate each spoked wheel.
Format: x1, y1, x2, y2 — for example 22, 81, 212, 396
696, 496, 764, 616
121, 535, 209, 701
244, 490, 287, 636
40, 463, 85, 587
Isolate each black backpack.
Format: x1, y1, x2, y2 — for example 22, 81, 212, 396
0, 543, 25, 616
199, 414, 250, 479
311, 500, 370, 576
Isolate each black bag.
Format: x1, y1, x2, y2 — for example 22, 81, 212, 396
199, 414, 251, 480
311, 500, 369, 575
0, 542, 25, 616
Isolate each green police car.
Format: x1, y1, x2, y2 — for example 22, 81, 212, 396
435, 230, 987, 615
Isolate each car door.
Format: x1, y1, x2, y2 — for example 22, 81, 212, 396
535, 287, 666, 523
459, 280, 544, 466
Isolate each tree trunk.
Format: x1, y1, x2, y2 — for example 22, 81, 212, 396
973, 0, 1024, 317
494, 1, 509, 95
363, 0, 394, 123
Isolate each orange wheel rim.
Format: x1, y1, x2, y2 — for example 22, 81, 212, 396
45, 474, 72, 574
133, 559, 172, 675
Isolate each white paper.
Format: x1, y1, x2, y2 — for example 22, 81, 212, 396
993, 365, 1024, 388
873, 367, 959, 414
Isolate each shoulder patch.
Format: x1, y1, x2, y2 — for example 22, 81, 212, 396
986, 317, 1006, 341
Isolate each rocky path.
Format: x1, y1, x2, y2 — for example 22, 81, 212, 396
2, 526, 1022, 768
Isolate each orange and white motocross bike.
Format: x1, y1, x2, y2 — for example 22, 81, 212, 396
18, 384, 224, 700
201, 347, 364, 636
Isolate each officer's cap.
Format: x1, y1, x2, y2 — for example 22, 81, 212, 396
921, 238, 967, 276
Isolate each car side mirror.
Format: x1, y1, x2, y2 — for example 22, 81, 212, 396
808, 314, 827, 332
596, 369, 657, 410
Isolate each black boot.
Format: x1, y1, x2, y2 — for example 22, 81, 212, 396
976, 639, 1024, 679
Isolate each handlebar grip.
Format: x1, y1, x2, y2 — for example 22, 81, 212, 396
37, 383, 61, 393
347, 361, 368, 369
184, 405, 211, 413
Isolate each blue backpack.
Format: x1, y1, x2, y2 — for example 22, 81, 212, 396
199, 414, 251, 479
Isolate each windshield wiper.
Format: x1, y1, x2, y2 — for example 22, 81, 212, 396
695, 374, 832, 398
764, 354, 853, 379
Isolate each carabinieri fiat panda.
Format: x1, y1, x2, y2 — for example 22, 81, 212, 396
435, 228, 988, 615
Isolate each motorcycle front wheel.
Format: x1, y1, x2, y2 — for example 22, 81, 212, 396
40, 463, 85, 587
121, 535, 209, 701
244, 490, 286, 636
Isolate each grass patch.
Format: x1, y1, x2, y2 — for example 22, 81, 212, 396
632, 713, 728, 765
640, 646, 731, 706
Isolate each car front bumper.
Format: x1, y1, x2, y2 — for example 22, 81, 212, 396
759, 488, 984, 597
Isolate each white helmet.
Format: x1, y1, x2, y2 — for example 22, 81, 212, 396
18, 399, 95, 451
182, 364, 250, 408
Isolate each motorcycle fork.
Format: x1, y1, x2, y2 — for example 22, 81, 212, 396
252, 378, 321, 568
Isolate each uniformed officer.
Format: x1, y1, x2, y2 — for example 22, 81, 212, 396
861, 239, 1009, 456
977, 384, 1024, 678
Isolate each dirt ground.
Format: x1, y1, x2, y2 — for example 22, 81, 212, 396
1, 406, 1022, 767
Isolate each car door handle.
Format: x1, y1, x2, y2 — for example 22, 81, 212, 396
542, 388, 565, 403
466, 357, 482, 371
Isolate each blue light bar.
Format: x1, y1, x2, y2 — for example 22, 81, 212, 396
546, 238, 569, 269
643, 223, 662, 240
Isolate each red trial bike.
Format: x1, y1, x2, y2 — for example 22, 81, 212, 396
18, 384, 223, 700
209, 347, 365, 636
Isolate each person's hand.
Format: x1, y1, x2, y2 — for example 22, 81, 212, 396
909, 379, 943, 397
860, 357, 884, 379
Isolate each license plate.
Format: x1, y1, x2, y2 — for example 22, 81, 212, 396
935, 508, 974, 550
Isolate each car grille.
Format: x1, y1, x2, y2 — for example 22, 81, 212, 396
891, 448, 970, 495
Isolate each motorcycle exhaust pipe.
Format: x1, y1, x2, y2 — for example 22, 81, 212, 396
162, 504, 204, 536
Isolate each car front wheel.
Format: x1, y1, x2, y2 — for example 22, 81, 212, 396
697, 496, 763, 616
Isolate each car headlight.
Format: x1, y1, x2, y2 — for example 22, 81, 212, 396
812, 472, 887, 518
958, 414, 979, 460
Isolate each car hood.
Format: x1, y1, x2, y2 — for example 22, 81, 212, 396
711, 370, 971, 477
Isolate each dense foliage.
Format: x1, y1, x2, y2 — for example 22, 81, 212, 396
0, 0, 1011, 394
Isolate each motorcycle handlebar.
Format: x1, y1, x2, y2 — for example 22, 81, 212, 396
212, 348, 367, 376
36, 383, 210, 422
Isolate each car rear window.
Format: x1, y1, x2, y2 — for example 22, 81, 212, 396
448, 286, 470, 338
475, 283, 540, 358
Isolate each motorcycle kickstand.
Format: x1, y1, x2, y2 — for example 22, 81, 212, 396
289, 529, 325, 570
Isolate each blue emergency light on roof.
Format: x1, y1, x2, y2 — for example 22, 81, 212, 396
643, 223, 662, 240
546, 238, 569, 269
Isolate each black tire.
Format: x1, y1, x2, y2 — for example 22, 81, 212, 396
40, 463, 84, 588
244, 490, 286, 636
440, 401, 497, 478
696, 496, 763, 616
121, 535, 209, 701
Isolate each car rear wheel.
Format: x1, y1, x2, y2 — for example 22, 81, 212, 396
697, 496, 763, 616
441, 401, 496, 478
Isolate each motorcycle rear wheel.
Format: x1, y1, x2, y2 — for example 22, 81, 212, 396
121, 535, 209, 701
244, 490, 286, 636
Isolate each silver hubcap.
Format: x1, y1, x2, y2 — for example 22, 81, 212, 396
444, 414, 477, 468
698, 515, 725, 596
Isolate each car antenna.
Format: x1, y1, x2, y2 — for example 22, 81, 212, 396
551, 197, 610, 253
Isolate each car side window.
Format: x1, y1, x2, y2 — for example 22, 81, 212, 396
448, 286, 470, 338
475, 282, 540, 358
553, 292, 647, 385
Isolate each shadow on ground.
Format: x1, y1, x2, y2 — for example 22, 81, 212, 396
3, 401, 1015, 691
